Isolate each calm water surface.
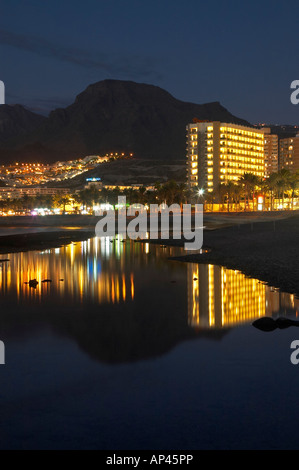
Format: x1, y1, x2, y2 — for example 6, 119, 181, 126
0, 235, 299, 449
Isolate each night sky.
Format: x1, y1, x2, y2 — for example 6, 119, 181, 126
1, 0, 299, 125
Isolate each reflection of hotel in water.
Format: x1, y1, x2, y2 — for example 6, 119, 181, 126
188, 264, 299, 329
0, 237, 149, 304
0, 237, 298, 330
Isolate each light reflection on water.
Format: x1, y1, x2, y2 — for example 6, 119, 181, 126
0, 236, 144, 305
0, 235, 297, 331
0, 235, 299, 450
188, 264, 298, 328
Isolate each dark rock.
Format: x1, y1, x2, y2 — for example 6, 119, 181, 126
28, 279, 39, 288
253, 316, 299, 332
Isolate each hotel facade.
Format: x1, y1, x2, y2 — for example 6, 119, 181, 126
186, 121, 265, 193
279, 134, 299, 172
263, 127, 279, 176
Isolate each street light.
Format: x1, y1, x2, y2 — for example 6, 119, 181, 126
198, 189, 204, 196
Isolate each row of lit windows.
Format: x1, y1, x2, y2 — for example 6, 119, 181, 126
189, 139, 263, 151
189, 125, 263, 137
220, 152, 264, 159
220, 163, 264, 171
220, 154, 264, 162
220, 168, 263, 175
220, 134, 264, 144
220, 156, 264, 163
220, 171, 263, 180
220, 145, 264, 154
220, 142, 263, 151
221, 162, 264, 171
220, 127, 264, 138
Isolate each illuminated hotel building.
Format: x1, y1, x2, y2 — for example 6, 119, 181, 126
262, 128, 278, 176
279, 134, 299, 172
186, 121, 264, 193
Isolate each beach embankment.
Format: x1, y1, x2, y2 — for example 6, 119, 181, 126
166, 212, 299, 296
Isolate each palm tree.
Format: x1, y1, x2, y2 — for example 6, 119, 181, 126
276, 169, 292, 210
176, 182, 187, 209
232, 183, 243, 211
136, 186, 147, 205
154, 181, 184, 207
289, 172, 299, 210
163, 180, 180, 206
8, 198, 20, 212
38, 194, 54, 209
215, 183, 227, 211
205, 190, 215, 211
124, 187, 138, 205
76, 187, 101, 211
265, 173, 279, 211
53, 193, 71, 213
0, 198, 8, 214
239, 173, 259, 211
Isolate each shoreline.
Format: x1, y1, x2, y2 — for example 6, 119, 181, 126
0, 230, 94, 254
1, 213, 299, 298
164, 214, 299, 297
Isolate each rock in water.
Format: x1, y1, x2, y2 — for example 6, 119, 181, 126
28, 279, 39, 288
252, 317, 277, 332
276, 317, 299, 329
252, 316, 299, 332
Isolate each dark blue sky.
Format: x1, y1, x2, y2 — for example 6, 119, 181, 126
1, 0, 299, 124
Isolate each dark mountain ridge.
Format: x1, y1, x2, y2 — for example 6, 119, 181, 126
0, 104, 45, 145
0, 80, 251, 163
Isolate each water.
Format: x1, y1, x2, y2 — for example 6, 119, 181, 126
0, 226, 90, 236
0, 236, 299, 449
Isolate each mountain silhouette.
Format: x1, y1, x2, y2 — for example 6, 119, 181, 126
0, 104, 45, 145
0, 80, 250, 163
